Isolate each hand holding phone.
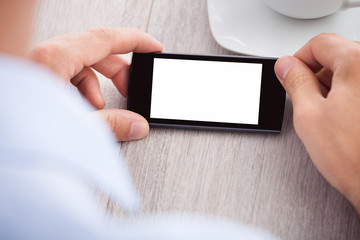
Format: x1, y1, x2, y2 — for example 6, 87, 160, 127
30, 29, 163, 141
128, 53, 285, 133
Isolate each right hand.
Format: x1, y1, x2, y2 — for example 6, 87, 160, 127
274, 33, 360, 213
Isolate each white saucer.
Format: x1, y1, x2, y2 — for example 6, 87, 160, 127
208, 0, 360, 57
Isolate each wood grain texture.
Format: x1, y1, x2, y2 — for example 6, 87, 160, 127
34, 0, 360, 239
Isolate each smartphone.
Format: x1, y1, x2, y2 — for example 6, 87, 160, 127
128, 52, 286, 133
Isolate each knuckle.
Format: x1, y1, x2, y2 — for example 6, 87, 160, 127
87, 28, 116, 39
335, 43, 360, 73
103, 112, 130, 140
86, 28, 119, 52
105, 113, 119, 134
31, 42, 75, 80
87, 28, 109, 34
30, 43, 59, 64
284, 71, 309, 91
337, 41, 360, 58
348, 46, 360, 62
311, 33, 340, 43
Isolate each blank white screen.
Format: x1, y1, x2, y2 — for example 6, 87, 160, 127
150, 58, 263, 125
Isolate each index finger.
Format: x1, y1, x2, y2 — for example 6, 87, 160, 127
294, 33, 360, 76
34, 28, 163, 78
79, 28, 163, 63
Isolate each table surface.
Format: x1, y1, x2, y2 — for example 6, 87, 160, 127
34, 1, 360, 239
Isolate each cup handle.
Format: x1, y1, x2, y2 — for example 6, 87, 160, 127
344, 0, 360, 9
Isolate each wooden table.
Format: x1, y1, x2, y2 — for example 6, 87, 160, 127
34, 1, 360, 239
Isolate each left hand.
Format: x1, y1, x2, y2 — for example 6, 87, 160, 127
30, 28, 163, 141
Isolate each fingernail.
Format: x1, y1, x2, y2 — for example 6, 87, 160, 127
128, 121, 149, 140
275, 56, 294, 83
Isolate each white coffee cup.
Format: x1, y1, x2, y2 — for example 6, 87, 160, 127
262, 0, 360, 19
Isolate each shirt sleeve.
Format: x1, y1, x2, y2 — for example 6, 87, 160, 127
0, 54, 278, 240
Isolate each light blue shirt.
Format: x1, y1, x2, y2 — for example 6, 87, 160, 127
0, 54, 277, 240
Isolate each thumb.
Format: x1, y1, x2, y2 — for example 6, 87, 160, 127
275, 56, 322, 106
97, 109, 149, 141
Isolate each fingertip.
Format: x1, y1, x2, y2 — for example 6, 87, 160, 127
138, 28, 162, 51
128, 120, 149, 140
155, 39, 163, 52
98, 109, 150, 141
94, 92, 106, 109
275, 55, 324, 105
149, 37, 163, 53
275, 56, 294, 83
88, 91, 105, 109
138, 29, 163, 52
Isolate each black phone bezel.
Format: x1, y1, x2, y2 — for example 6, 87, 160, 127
128, 52, 285, 133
